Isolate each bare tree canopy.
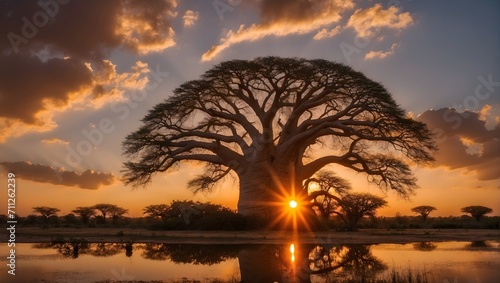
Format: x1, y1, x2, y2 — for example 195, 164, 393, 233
122, 56, 436, 220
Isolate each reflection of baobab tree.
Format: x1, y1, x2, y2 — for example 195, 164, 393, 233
239, 245, 285, 282
238, 244, 386, 282
141, 244, 243, 264
413, 242, 437, 251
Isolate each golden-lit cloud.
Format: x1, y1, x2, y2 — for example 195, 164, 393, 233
313, 26, 342, 40
0, 162, 116, 190
365, 43, 399, 59
41, 138, 69, 145
183, 10, 199, 27
346, 4, 413, 38
202, 0, 354, 61
116, 0, 177, 54
416, 105, 500, 181
479, 104, 500, 130
0, 0, 176, 141
0, 58, 150, 142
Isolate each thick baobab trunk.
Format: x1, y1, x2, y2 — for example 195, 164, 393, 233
237, 161, 277, 222
236, 157, 316, 230
236, 154, 297, 227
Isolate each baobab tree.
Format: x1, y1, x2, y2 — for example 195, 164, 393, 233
122, 57, 436, 224
461, 206, 493, 222
411, 205, 436, 221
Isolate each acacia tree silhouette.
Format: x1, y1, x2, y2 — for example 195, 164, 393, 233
122, 57, 436, 225
411, 205, 437, 221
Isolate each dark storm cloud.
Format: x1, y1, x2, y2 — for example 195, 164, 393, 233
417, 107, 500, 181
1, 161, 116, 190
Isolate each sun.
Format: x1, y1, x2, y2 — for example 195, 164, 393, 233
289, 200, 298, 209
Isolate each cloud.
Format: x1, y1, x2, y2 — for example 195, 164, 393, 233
41, 138, 69, 145
365, 43, 399, 59
202, 0, 354, 61
0, 0, 177, 56
0, 0, 177, 141
416, 105, 500, 181
313, 26, 342, 40
0, 57, 151, 142
183, 10, 199, 27
346, 4, 413, 38
0, 161, 116, 190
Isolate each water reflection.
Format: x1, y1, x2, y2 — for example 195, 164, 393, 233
238, 243, 387, 282
412, 241, 437, 251
33, 239, 132, 259
142, 243, 242, 264
306, 244, 387, 281
468, 240, 491, 248
28, 240, 499, 282
33, 238, 90, 259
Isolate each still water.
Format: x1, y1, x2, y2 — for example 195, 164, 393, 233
0, 240, 499, 282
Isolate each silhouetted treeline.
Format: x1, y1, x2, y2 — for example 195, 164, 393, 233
326, 214, 500, 230
1, 201, 498, 230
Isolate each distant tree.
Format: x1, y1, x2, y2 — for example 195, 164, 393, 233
109, 206, 129, 224
93, 203, 119, 223
332, 193, 387, 231
411, 205, 436, 221
122, 56, 436, 227
306, 170, 351, 219
72, 206, 96, 224
32, 206, 60, 222
143, 204, 170, 221
461, 206, 493, 222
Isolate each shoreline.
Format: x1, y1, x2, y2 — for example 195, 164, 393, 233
3, 227, 500, 245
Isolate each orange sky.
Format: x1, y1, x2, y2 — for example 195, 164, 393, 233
0, 0, 499, 219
